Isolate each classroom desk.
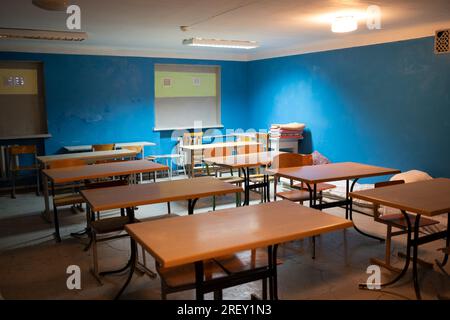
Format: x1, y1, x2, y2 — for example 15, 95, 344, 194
203, 151, 283, 205
118, 200, 352, 300
267, 162, 400, 240
81, 176, 242, 214
181, 141, 261, 178
42, 160, 168, 241
350, 178, 450, 300
63, 141, 155, 158
37, 149, 138, 167
38, 149, 139, 222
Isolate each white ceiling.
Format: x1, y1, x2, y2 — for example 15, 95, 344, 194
0, 0, 449, 61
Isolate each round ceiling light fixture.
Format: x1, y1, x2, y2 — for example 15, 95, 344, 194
331, 16, 358, 33
32, 0, 69, 11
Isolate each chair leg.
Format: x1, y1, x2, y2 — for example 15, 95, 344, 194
11, 171, 16, 199
91, 233, 103, 285
214, 290, 223, 300
36, 168, 41, 196
53, 204, 61, 242
213, 196, 216, 211
167, 202, 171, 214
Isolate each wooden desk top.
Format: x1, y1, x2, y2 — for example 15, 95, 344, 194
350, 178, 450, 216
181, 141, 261, 151
203, 151, 283, 169
81, 176, 242, 212
64, 141, 155, 152
42, 160, 168, 184
267, 162, 400, 184
126, 200, 353, 268
37, 149, 138, 165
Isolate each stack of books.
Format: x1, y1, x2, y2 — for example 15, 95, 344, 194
270, 122, 305, 139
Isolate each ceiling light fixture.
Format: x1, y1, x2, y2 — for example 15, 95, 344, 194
32, 0, 69, 11
331, 16, 358, 33
0, 28, 87, 41
183, 38, 258, 49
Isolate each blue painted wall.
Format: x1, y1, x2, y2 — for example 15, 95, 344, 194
1, 36, 449, 180
0, 52, 249, 156
247, 37, 450, 179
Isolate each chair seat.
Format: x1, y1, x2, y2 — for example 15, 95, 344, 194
378, 213, 439, 229
293, 182, 336, 192
214, 249, 283, 274
53, 194, 84, 206
276, 190, 311, 202
249, 174, 275, 183
90, 216, 131, 234
217, 176, 245, 184
135, 213, 179, 223
158, 260, 227, 288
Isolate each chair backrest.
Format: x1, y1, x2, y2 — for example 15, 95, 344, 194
270, 153, 313, 169
48, 159, 86, 169
183, 132, 203, 146
92, 144, 115, 152
373, 180, 405, 218
237, 144, 262, 155
206, 147, 233, 158
9, 145, 37, 156
374, 180, 405, 188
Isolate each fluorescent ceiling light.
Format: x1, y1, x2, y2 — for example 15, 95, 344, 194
32, 0, 69, 11
183, 38, 258, 49
331, 16, 358, 33
0, 28, 87, 41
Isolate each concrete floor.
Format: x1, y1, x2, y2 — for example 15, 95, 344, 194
0, 179, 449, 300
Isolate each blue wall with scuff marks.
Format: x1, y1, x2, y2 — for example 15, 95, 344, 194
1, 36, 449, 180
247, 37, 450, 179
0, 52, 249, 157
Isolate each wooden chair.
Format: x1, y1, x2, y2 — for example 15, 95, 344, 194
183, 132, 204, 177
157, 260, 227, 300
48, 159, 87, 242
255, 132, 270, 152
86, 179, 131, 284
273, 153, 335, 203
120, 145, 142, 159
214, 248, 283, 300
370, 180, 440, 272
204, 147, 244, 210
8, 145, 40, 198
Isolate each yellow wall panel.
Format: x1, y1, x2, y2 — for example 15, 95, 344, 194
0, 68, 38, 95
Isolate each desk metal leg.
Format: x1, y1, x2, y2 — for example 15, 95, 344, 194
348, 179, 384, 242
42, 172, 51, 222
412, 215, 422, 300
114, 238, 137, 300
359, 210, 412, 290
195, 261, 205, 300
188, 198, 199, 215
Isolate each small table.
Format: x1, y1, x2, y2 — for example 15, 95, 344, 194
350, 178, 450, 299
267, 162, 400, 240
203, 151, 283, 205
181, 141, 261, 178
119, 200, 352, 300
42, 160, 168, 241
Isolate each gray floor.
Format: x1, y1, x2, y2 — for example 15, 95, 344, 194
0, 179, 449, 300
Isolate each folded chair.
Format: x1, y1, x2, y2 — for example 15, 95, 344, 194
371, 180, 440, 272
8, 145, 40, 198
